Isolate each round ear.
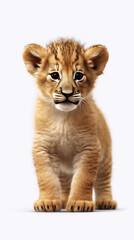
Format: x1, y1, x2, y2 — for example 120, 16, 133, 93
22, 44, 46, 75
84, 45, 109, 76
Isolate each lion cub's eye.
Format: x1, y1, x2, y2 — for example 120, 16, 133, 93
49, 72, 60, 81
74, 72, 85, 81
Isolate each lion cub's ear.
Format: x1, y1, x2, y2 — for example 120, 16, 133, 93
23, 44, 46, 75
84, 45, 109, 76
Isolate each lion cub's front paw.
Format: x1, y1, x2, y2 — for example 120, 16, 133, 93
66, 200, 95, 212
34, 199, 61, 212
95, 200, 117, 210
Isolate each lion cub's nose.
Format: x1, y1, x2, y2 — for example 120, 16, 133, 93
61, 86, 74, 97
61, 85, 74, 96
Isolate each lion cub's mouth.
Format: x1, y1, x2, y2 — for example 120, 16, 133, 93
54, 99, 79, 105
53, 91, 81, 112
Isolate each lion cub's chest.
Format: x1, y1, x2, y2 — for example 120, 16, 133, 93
54, 120, 78, 156
46, 116, 89, 173
50, 120, 81, 173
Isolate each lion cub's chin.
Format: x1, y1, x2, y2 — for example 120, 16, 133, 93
55, 103, 78, 112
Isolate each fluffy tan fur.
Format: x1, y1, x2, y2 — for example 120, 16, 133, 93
23, 39, 117, 212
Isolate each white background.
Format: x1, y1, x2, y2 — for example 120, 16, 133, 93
0, 0, 134, 239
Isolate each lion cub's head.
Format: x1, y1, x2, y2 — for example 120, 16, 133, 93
23, 39, 108, 112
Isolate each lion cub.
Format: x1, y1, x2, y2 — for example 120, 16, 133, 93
23, 39, 117, 212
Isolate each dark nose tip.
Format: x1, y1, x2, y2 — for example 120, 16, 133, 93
61, 87, 74, 97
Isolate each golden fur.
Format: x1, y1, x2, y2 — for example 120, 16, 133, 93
23, 39, 117, 212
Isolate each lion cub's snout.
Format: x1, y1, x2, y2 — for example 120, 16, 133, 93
53, 87, 81, 112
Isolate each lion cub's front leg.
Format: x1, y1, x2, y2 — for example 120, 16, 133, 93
66, 149, 100, 212
33, 143, 61, 212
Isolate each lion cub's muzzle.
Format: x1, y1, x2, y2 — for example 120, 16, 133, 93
53, 88, 81, 112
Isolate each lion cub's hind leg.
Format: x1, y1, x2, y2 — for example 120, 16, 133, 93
94, 156, 117, 210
